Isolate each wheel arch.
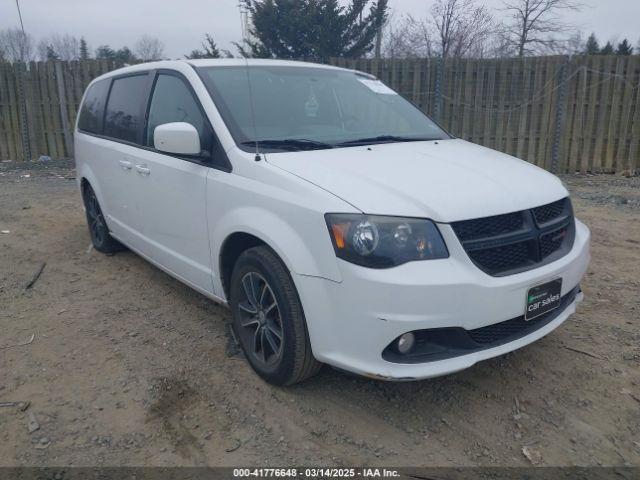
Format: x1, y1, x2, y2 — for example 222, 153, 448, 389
213, 208, 342, 301
76, 161, 107, 213
80, 177, 91, 196
219, 232, 268, 301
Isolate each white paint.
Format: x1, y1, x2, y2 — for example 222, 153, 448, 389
358, 78, 397, 95
75, 59, 591, 381
154, 122, 201, 155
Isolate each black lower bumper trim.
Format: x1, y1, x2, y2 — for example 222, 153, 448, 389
382, 285, 581, 364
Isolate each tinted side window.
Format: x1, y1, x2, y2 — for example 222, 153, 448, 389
146, 74, 212, 154
104, 75, 149, 143
78, 79, 110, 134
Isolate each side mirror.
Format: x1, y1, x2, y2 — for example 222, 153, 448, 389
154, 122, 201, 155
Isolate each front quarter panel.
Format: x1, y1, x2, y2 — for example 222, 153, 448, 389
207, 150, 358, 299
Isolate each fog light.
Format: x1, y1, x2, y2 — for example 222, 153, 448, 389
397, 332, 415, 354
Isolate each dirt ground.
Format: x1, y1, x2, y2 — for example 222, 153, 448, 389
1, 159, 639, 468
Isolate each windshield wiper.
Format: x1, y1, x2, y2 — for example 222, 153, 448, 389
336, 135, 437, 147
241, 139, 334, 151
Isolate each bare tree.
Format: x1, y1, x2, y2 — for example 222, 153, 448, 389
501, 0, 583, 57
0, 28, 35, 62
37, 39, 52, 61
384, 14, 434, 58
385, 0, 493, 59
431, 0, 494, 58
39, 38, 73, 61
546, 30, 584, 55
477, 22, 513, 57
38, 35, 81, 61
51, 34, 80, 60
135, 35, 165, 61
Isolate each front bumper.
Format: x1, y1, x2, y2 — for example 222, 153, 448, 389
294, 219, 590, 380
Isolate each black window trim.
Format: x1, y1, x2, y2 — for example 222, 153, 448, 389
189, 63, 453, 154
190, 64, 254, 153
77, 78, 111, 135
77, 68, 232, 173
142, 68, 232, 172
102, 70, 154, 146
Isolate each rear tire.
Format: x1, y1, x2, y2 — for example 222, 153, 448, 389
82, 183, 124, 254
229, 246, 321, 385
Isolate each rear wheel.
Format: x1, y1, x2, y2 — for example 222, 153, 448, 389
229, 246, 320, 385
82, 183, 123, 254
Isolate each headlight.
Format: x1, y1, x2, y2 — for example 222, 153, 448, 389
325, 214, 449, 268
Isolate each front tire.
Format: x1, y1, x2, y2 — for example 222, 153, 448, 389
82, 183, 124, 254
229, 246, 321, 386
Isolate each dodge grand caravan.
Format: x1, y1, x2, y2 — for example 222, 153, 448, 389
75, 59, 590, 385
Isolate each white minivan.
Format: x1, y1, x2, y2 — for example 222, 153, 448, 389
75, 59, 590, 385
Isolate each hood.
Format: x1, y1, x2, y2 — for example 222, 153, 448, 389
265, 139, 568, 223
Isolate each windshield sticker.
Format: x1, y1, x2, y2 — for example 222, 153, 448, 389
358, 78, 397, 95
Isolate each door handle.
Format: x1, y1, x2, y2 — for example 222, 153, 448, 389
119, 160, 133, 170
135, 164, 151, 175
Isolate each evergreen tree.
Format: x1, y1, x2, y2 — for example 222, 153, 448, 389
600, 41, 614, 55
46, 44, 59, 60
615, 38, 632, 55
584, 33, 599, 55
185, 34, 222, 59
95, 45, 116, 60
186, 49, 203, 59
80, 37, 90, 60
115, 46, 137, 63
238, 0, 389, 60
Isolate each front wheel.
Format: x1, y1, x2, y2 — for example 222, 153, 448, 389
229, 246, 321, 385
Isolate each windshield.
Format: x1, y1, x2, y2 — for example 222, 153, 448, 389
196, 65, 449, 152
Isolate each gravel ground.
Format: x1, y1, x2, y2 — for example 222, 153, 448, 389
0, 160, 639, 467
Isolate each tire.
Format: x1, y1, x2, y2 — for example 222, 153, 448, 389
82, 183, 124, 254
229, 246, 321, 385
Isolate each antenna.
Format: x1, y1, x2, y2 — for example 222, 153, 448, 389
239, 2, 250, 52
244, 58, 261, 161
15, 0, 26, 34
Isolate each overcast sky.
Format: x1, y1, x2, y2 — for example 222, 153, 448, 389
1, 0, 639, 58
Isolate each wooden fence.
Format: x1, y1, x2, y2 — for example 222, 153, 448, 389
335, 55, 640, 174
0, 59, 119, 163
0, 56, 639, 174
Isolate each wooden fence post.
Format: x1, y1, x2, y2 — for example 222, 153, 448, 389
54, 61, 74, 158
551, 56, 571, 173
434, 57, 444, 123
16, 62, 32, 161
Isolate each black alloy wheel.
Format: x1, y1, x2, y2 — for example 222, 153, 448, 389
229, 246, 321, 385
82, 184, 123, 253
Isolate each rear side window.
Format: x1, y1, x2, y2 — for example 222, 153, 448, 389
145, 74, 212, 154
78, 79, 110, 134
104, 74, 149, 144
